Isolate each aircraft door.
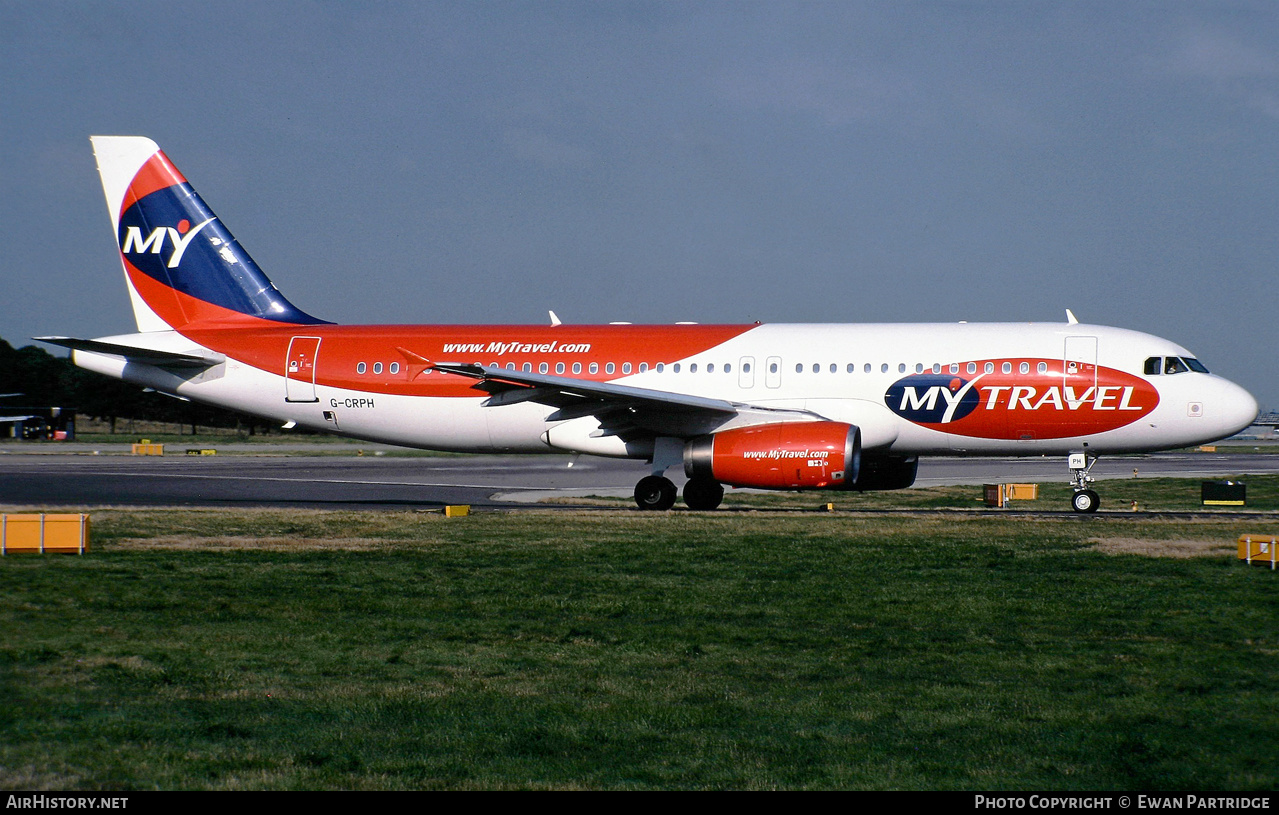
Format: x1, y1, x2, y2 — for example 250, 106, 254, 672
1064, 336, 1097, 388
285, 336, 321, 403
765, 356, 782, 389
739, 356, 755, 389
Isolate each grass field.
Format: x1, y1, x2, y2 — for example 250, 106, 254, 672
1, 506, 1276, 790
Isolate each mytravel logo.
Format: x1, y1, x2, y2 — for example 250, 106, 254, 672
120, 217, 217, 269
884, 360, 1159, 440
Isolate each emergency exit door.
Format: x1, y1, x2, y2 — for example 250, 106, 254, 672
285, 336, 321, 403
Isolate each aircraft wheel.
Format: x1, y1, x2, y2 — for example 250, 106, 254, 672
635, 475, 678, 511
1070, 489, 1100, 513
683, 477, 725, 511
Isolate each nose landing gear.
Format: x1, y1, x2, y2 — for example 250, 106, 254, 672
1068, 452, 1100, 513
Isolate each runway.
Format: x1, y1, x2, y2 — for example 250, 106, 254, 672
1, 443, 1275, 510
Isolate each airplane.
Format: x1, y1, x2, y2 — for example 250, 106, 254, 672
37, 136, 1259, 512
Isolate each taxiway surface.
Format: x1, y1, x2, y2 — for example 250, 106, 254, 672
1, 444, 1275, 510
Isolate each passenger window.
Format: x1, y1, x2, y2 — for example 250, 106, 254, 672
796, 363, 804, 373
742, 362, 751, 373
1002, 362, 1012, 374
967, 362, 976, 374
373, 362, 383, 374
769, 362, 778, 374
539, 362, 549, 374
1019, 362, 1029, 374
898, 364, 906, 373
1037, 362, 1047, 374
932, 363, 941, 374
589, 362, 598, 374
390, 362, 400, 374
865, 363, 872, 373
523, 362, 532, 373
813, 363, 820, 373
949, 363, 958, 374
556, 363, 565, 374
881, 364, 889, 373
356, 362, 366, 374
915, 363, 923, 373
640, 362, 649, 373
623, 362, 632, 374
724, 363, 731, 373
689, 363, 697, 373
606, 362, 615, 374
985, 362, 994, 374
707, 363, 715, 373
674, 363, 681, 373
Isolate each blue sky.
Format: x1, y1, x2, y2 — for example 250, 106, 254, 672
3, 2, 1277, 406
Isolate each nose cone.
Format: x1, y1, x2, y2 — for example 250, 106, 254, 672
1215, 378, 1260, 440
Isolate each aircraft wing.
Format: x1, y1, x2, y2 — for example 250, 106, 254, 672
430, 361, 818, 439
33, 337, 225, 368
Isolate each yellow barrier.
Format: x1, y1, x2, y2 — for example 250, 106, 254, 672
1, 514, 90, 554
983, 484, 1039, 507
1238, 534, 1277, 570
131, 443, 164, 456
185, 449, 217, 456
444, 505, 470, 517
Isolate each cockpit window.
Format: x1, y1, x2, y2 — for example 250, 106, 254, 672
1164, 357, 1188, 375
1145, 356, 1208, 376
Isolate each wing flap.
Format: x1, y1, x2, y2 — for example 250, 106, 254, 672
429, 361, 825, 439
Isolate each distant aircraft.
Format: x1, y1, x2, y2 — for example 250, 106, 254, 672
38, 137, 1259, 511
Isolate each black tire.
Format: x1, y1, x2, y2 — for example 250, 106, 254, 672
683, 478, 725, 511
1071, 489, 1100, 513
635, 475, 677, 511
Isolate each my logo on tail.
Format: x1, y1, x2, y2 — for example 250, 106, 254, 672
121, 217, 216, 269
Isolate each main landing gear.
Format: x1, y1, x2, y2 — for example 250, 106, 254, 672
633, 475, 725, 511
634, 475, 677, 511
1068, 452, 1100, 513
682, 477, 724, 511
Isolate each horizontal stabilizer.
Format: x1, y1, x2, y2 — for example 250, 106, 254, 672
34, 337, 225, 368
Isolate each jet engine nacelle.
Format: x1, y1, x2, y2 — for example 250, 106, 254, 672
684, 421, 861, 490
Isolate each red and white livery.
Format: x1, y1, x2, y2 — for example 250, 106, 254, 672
40, 137, 1259, 511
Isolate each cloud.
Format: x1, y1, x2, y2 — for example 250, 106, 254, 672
503, 128, 595, 169
711, 55, 919, 127
1164, 27, 1279, 120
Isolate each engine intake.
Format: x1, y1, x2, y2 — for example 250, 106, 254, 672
684, 421, 861, 490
